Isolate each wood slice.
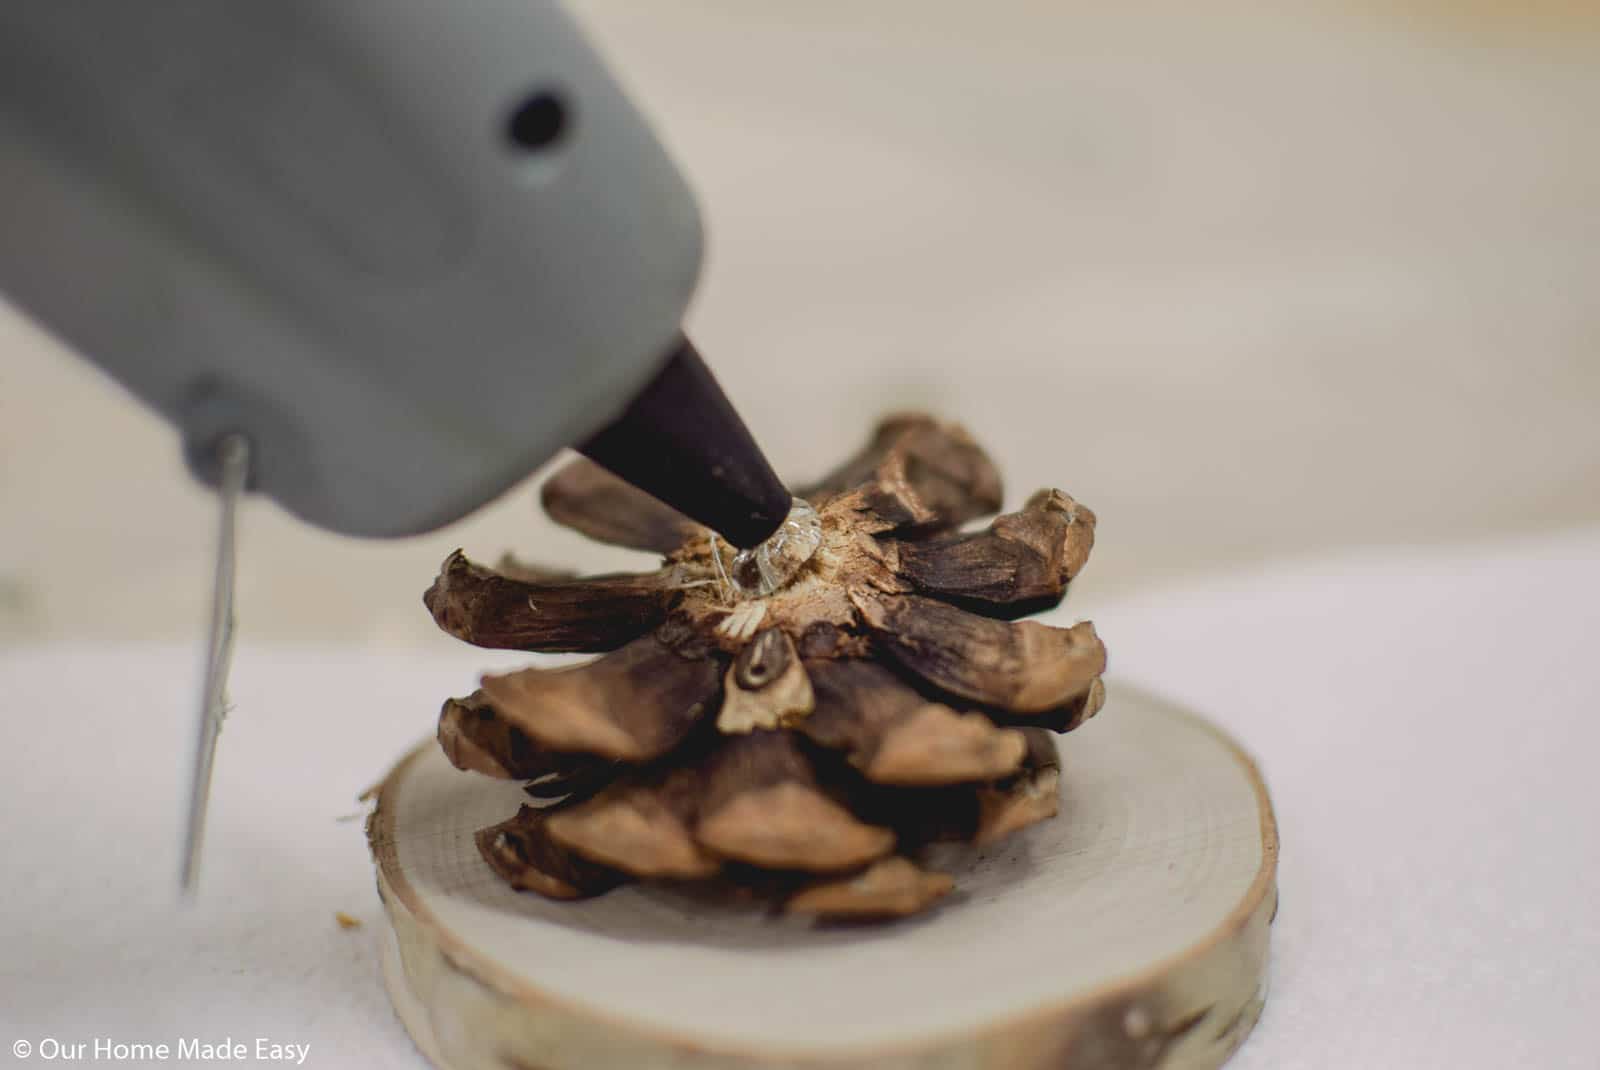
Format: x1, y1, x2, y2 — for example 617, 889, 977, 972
367, 684, 1278, 1070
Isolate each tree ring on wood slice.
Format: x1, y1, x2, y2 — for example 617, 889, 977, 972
367, 685, 1278, 1070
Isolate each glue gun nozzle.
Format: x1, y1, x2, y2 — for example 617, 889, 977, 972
577, 337, 791, 549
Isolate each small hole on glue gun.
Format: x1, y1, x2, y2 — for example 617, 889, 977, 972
505, 90, 568, 152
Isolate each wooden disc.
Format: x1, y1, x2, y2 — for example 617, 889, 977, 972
368, 684, 1278, 1070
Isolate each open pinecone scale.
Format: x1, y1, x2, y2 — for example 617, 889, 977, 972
423, 414, 1106, 921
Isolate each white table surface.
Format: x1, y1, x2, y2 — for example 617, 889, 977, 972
3, 527, 1597, 1069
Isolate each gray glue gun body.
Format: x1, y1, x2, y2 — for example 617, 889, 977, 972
0, 1, 787, 545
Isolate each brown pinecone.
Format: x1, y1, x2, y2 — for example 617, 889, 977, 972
424, 414, 1105, 921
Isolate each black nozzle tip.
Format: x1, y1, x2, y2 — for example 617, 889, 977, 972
578, 337, 790, 548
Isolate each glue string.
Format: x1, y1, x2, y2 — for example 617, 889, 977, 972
706, 533, 737, 604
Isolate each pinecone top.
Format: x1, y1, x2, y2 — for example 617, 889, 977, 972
423, 414, 1105, 920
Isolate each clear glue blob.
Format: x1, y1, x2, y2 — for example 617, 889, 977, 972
711, 498, 822, 600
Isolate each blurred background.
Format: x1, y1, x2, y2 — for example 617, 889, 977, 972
3, 0, 1597, 644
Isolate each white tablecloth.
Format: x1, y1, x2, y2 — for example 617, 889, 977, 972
3, 528, 1597, 1069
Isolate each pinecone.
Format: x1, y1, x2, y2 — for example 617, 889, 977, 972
424, 414, 1105, 921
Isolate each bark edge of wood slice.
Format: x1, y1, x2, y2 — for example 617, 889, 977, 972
367, 684, 1279, 1070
